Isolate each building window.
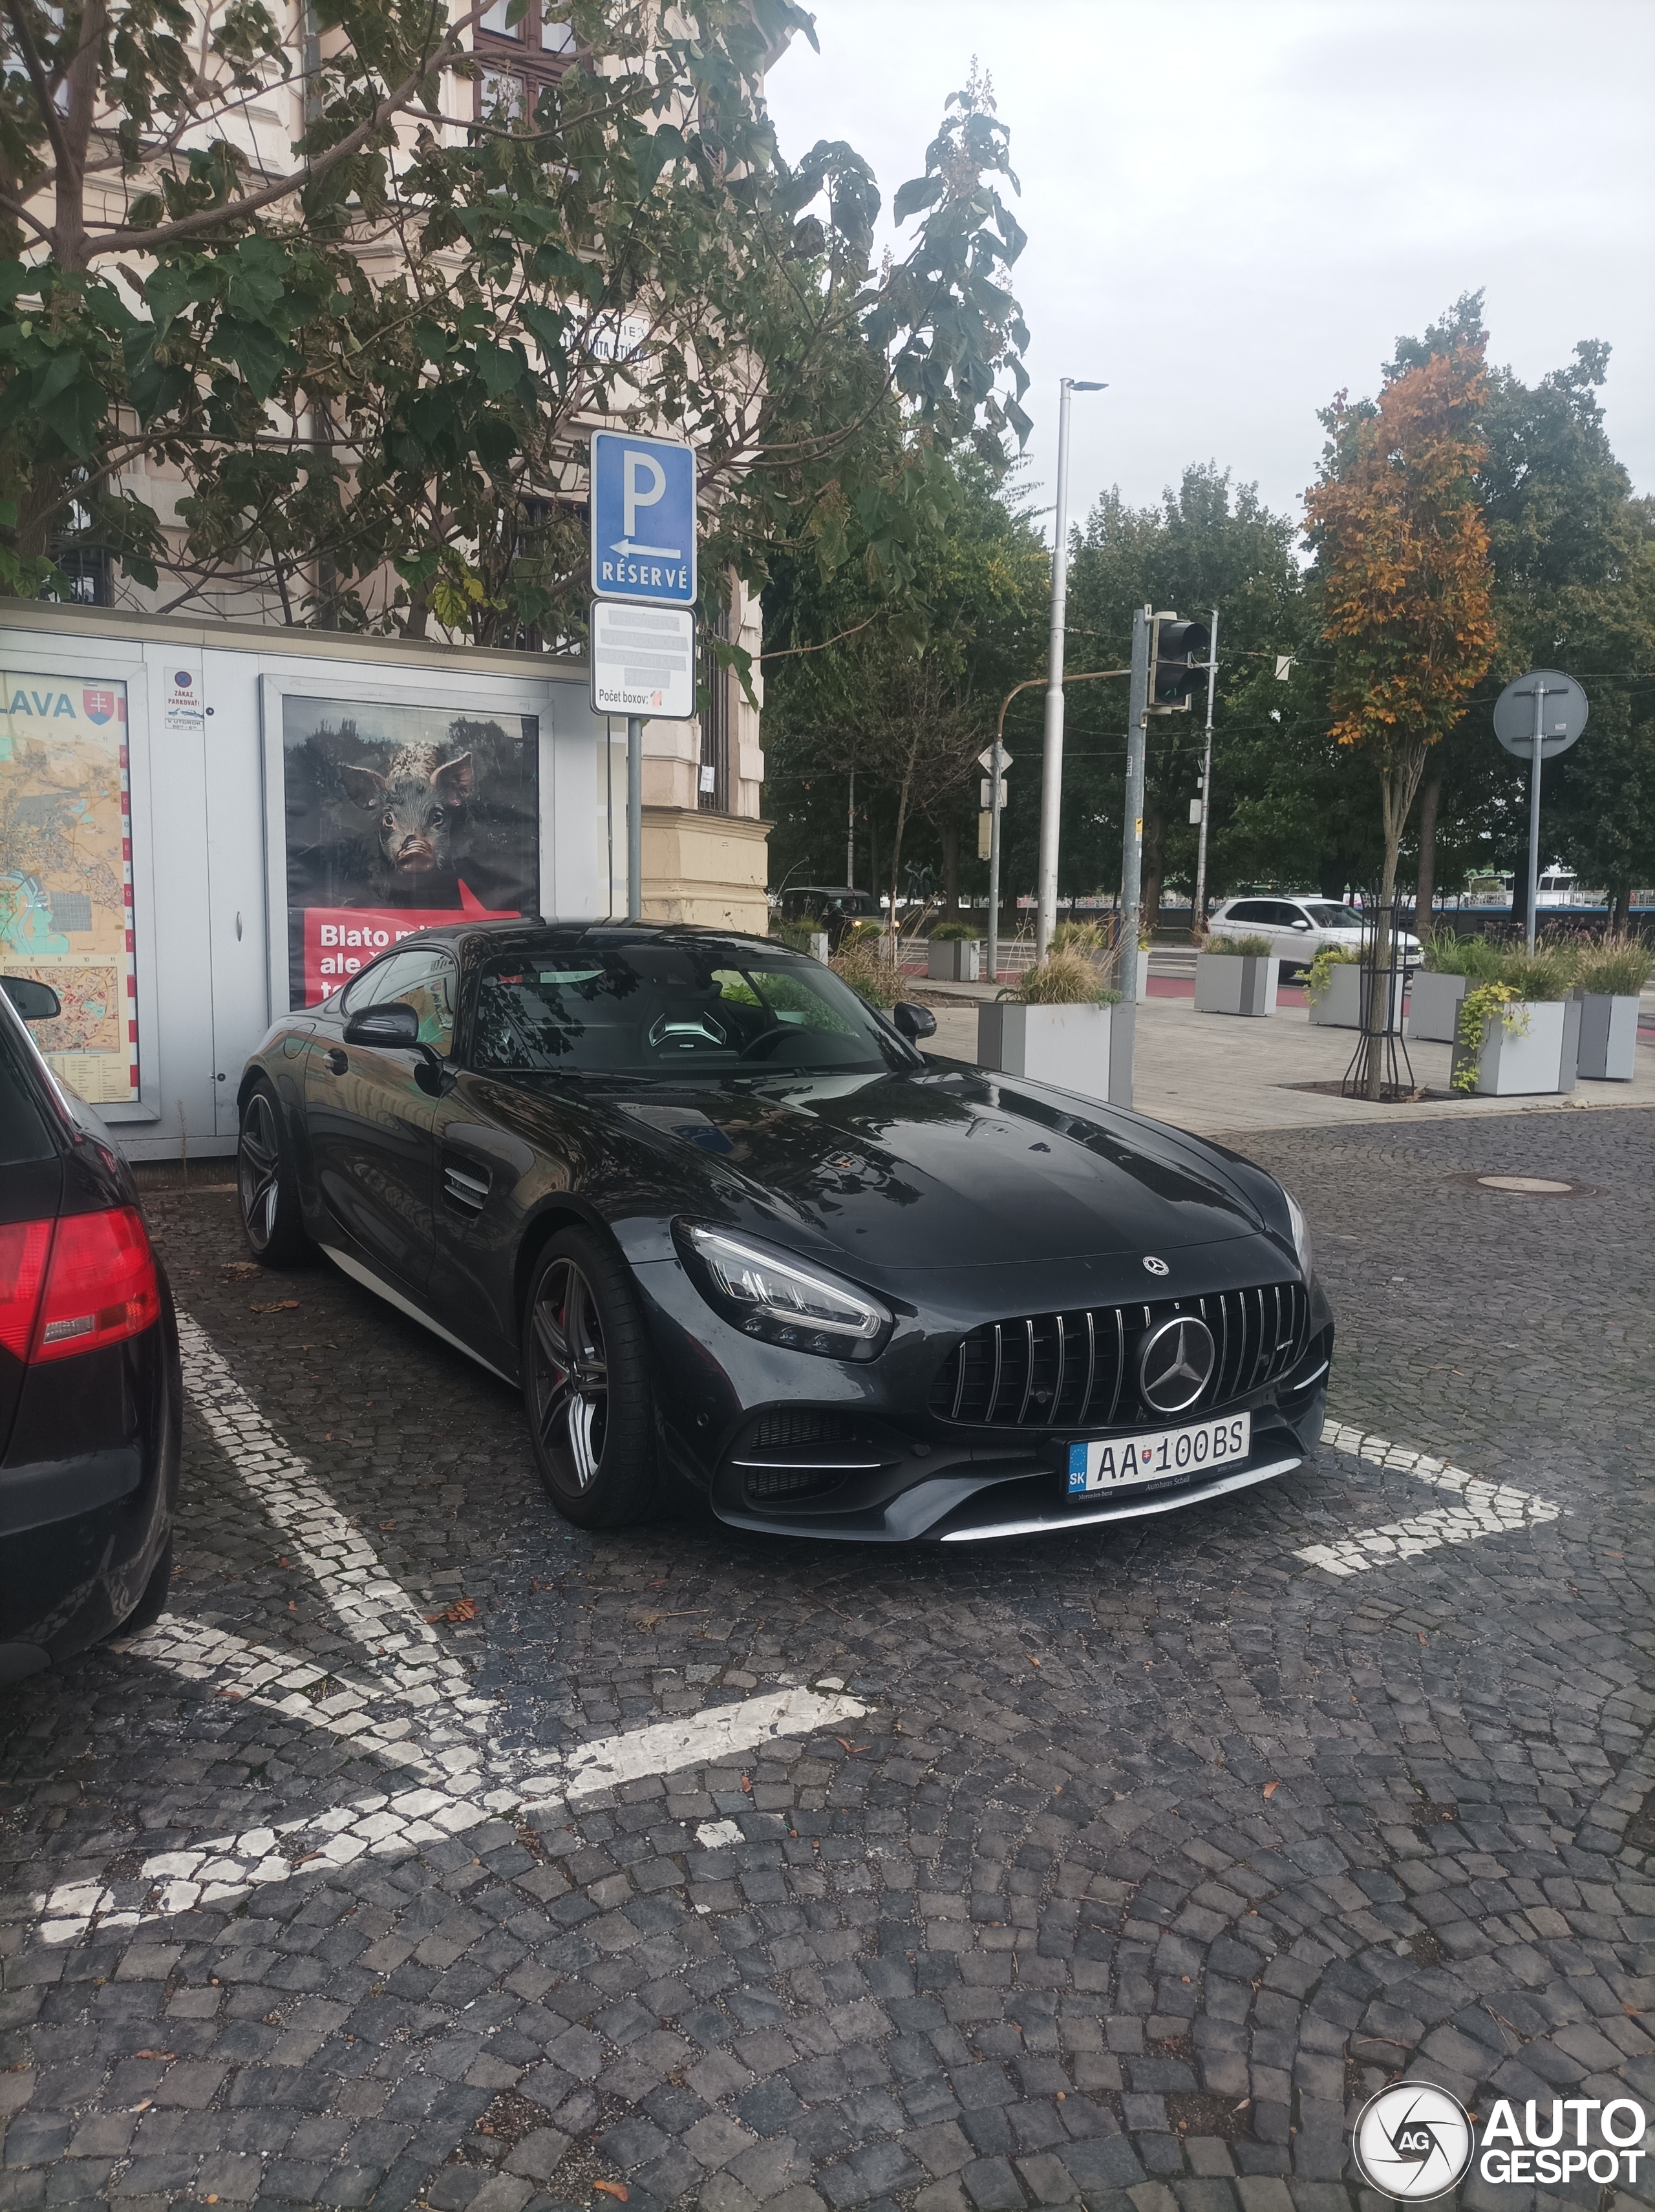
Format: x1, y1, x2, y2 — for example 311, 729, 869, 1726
473, 4, 574, 118
699, 613, 730, 814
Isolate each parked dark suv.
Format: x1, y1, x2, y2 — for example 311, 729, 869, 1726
0, 979, 180, 1683
772, 886, 877, 950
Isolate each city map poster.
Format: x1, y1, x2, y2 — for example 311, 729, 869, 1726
0, 672, 138, 1105
281, 696, 539, 1008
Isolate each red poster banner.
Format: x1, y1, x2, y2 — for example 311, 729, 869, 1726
303, 881, 517, 1005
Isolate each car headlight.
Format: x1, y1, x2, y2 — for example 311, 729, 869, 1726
1284, 1191, 1312, 1281
678, 1224, 892, 1359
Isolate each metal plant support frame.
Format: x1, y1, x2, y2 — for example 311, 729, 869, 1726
1340, 887, 1416, 1101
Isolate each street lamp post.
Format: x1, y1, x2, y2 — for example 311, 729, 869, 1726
1034, 376, 1106, 962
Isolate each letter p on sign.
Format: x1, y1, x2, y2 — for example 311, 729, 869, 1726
623, 450, 667, 540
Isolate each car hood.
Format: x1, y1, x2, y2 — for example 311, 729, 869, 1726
602, 1067, 1276, 1273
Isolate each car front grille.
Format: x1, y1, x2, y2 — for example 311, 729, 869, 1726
929, 1282, 1309, 1431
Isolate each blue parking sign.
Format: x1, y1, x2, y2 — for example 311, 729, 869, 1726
590, 430, 696, 606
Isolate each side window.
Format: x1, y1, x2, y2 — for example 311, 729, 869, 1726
343, 948, 457, 1055
1226, 900, 1266, 922
385, 952, 457, 1056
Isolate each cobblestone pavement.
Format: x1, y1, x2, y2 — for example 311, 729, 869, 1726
3, 1108, 1652, 2212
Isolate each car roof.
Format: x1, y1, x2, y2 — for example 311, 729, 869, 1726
371, 918, 813, 961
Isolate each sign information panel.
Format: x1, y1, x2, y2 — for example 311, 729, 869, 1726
591, 604, 697, 720
0, 668, 139, 1103
590, 430, 696, 606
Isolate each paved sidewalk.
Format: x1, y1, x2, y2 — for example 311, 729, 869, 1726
917, 986, 1655, 1136
3, 1113, 1654, 2212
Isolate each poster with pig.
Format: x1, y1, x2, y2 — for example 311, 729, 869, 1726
281, 697, 539, 1008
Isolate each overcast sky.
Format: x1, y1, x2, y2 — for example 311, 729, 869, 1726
765, 0, 1655, 550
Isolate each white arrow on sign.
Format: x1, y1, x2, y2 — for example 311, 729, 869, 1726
610, 540, 683, 558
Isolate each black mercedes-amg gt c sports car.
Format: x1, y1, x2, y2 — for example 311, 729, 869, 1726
237, 922, 1332, 1543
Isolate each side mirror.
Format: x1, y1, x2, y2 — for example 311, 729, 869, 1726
892, 1001, 937, 1042
1290, 918, 1312, 931
1, 976, 61, 1022
344, 1001, 421, 1048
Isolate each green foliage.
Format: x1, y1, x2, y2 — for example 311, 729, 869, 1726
1001, 952, 1118, 1006
1453, 981, 1526, 1093
1204, 933, 1274, 959
1496, 944, 1575, 1003
1050, 919, 1106, 952
768, 919, 817, 953
1572, 933, 1654, 996
1419, 928, 1507, 979
829, 937, 901, 1007
1303, 943, 1358, 1001
929, 919, 979, 941
0, 3, 1029, 630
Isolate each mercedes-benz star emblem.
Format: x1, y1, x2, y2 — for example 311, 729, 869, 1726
1142, 1255, 1170, 1277
1138, 1314, 1217, 1414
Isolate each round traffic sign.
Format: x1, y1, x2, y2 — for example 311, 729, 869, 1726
1493, 668, 1587, 760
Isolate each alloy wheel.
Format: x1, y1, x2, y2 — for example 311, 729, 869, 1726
238, 1092, 281, 1250
530, 1259, 609, 1493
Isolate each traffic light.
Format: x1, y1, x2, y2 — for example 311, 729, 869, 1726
1149, 613, 1212, 710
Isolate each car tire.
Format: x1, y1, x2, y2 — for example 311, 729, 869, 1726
522, 1228, 660, 1529
117, 1535, 174, 1636
237, 1078, 314, 1267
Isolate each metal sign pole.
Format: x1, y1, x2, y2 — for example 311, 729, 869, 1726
1526, 679, 1546, 954
1192, 606, 1219, 929
987, 736, 1005, 984
1119, 605, 1151, 953
628, 714, 643, 922
1035, 378, 1074, 964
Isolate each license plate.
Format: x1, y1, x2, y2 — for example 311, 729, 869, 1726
1067, 1410, 1251, 1495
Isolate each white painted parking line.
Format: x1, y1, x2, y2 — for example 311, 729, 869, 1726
1296, 1420, 1563, 1577
33, 1313, 866, 1946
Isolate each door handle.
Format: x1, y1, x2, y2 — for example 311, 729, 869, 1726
323, 1048, 348, 1076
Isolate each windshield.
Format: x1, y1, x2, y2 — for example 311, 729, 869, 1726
471, 942, 913, 1079
1301, 904, 1361, 930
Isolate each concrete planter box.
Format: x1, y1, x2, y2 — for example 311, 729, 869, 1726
928, 938, 981, 983
1407, 968, 1469, 1043
1575, 992, 1640, 1081
976, 999, 1127, 1105
1194, 951, 1277, 1017
806, 930, 830, 964
1308, 962, 1405, 1030
1451, 997, 1578, 1096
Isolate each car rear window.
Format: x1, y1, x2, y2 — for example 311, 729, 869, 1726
0, 1023, 57, 1167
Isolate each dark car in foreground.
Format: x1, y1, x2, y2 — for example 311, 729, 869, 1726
0, 980, 180, 1682
236, 922, 1332, 1543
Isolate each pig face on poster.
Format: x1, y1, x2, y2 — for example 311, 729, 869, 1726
281, 699, 538, 1009
338, 744, 476, 891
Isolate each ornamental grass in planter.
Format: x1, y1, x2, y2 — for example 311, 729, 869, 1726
927, 917, 981, 982
1194, 931, 1277, 1017
1572, 933, 1653, 1081
1449, 944, 1579, 1097
1305, 944, 1405, 1030
831, 936, 902, 1009
1408, 928, 1504, 1041
976, 951, 1124, 1103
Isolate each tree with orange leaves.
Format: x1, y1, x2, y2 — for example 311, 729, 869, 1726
1305, 338, 1497, 1091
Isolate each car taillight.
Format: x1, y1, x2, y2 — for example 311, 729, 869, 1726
0, 1207, 161, 1363
0, 1220, 54, 1359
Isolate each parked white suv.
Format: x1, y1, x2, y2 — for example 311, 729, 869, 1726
1207, 895, 1420, 977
